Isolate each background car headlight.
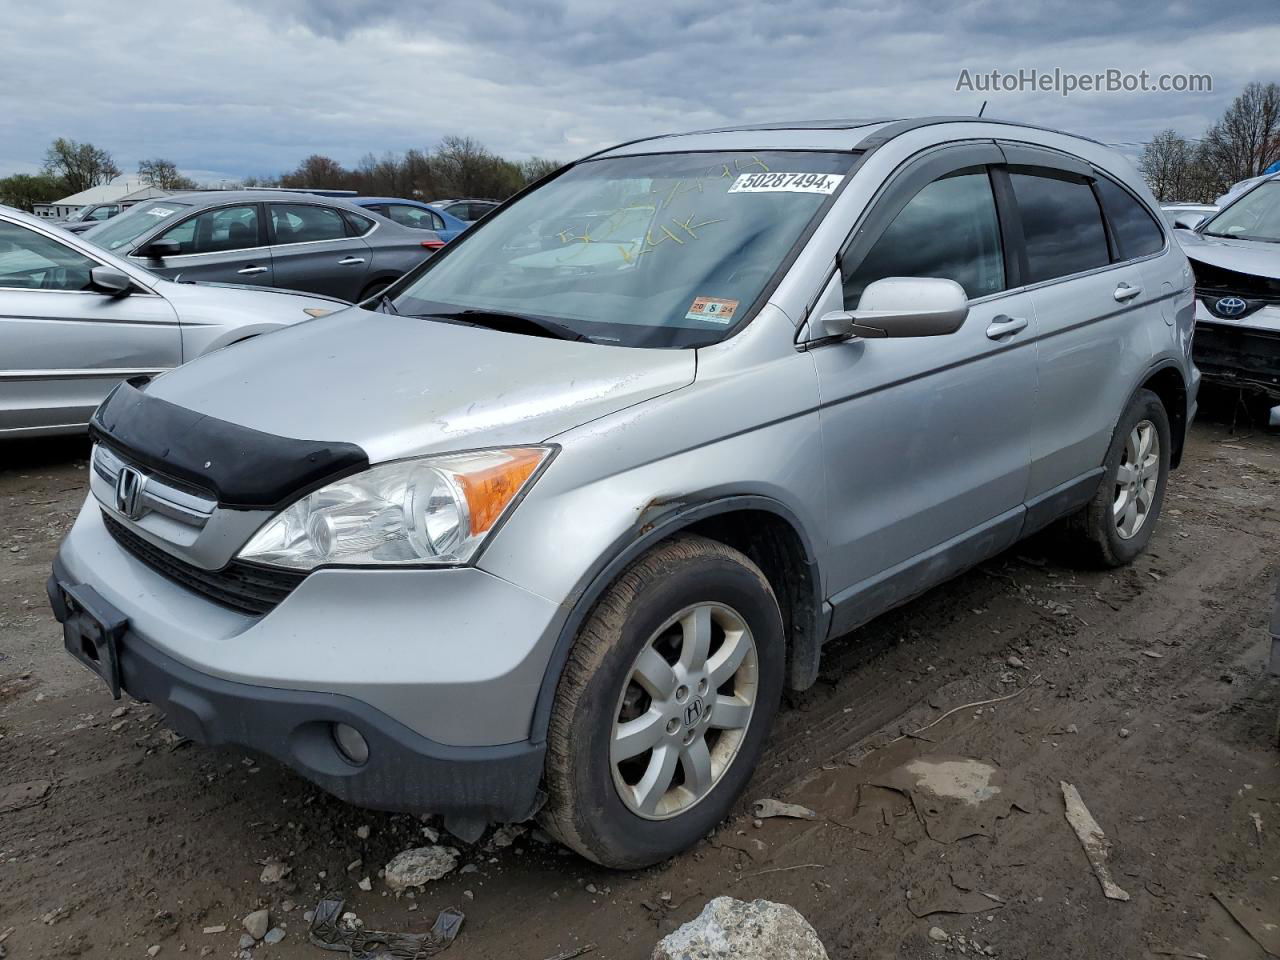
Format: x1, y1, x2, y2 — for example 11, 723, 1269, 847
237, 446, 551, 570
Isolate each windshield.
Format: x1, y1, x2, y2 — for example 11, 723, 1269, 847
1203, 181, 1280, 243
391, 151, 857, 347
84, 201, 191, 252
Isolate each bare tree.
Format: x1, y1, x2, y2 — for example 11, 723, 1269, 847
42, 138, 120, 194
137, 158, 198, 191
520, 157, 563, 185
280, 155, 350, 188
1200, 81, 1280, 184
1139, 130, 1196, 201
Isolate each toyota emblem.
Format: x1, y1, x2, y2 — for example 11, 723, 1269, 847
1215, 296, 1248, 318
114, 466, 148, 520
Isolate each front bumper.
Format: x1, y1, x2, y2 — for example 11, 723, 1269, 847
1194, 301, 1280, 400
48, 554, 546, 821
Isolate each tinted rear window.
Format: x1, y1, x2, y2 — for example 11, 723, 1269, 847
1009, 169, 1110, 284
1095, 177, 1164, 260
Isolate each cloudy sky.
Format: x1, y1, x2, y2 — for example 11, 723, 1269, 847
2, 0, 1277, 184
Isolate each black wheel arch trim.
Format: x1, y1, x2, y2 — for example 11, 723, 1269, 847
1133, 357, 1191, 469
527, 494, 827, 747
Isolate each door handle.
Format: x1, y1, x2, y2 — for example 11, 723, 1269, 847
985, 315, 1027, 340
237, 266, 268, 275
338, 256, 366, 265
1114, 282, 1143, 302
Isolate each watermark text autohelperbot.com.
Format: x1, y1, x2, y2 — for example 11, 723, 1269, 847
957, 68, 1212, 97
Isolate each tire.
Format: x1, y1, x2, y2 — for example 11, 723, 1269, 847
1065, 388, 1171, 567
540, 534, 785, 868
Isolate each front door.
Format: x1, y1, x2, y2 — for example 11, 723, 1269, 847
810, 150, 1036, 636
0, 218, 179, 435
138, 202, 273, 287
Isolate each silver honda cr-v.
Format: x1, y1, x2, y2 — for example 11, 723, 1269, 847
48, 117, 1199, 868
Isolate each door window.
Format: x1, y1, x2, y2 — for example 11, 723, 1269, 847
844, 168, 1006, 304
270, 204, 347, 244
0, 220, 98, 290
342, 211, 376, 236
158, 205, 260, 254
1008, 169, 1110, 283
385, 204, 445, 231
1094, 177, 1165, 260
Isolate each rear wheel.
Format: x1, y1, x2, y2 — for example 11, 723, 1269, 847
540, 535, 784, 868
1065, 388, 1171, 566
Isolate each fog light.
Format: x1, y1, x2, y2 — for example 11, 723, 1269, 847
332, 722, 369, 765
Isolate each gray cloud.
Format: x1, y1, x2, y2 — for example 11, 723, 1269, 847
1, 0, 1275, 182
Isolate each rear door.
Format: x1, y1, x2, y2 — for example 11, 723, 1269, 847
811, 144, 1038, 634
998, 145, 1156, 518
0, 217, 179, 435
267, 202, 371, 299
141, 203, 273, 287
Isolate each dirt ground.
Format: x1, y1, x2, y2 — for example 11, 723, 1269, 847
2, 398, 1278, 960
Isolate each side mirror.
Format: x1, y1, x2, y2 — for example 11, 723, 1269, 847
143, 238, 183, 259
819, 277, 969, 340
89, 265, 132, 297
1173, 213, 1206, 231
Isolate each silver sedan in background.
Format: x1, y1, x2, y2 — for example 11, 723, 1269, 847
81, 190, 442, 302
0, 205, 348, 438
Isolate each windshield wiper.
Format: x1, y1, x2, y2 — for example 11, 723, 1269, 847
423, 309, 590, 342
372, 293, 399, 314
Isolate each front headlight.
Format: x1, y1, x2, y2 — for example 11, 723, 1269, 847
237, 446, 552, 570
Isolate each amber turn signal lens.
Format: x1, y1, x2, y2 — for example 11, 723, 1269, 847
456, 448, 547, 535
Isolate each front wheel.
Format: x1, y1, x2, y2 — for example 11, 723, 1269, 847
1065, 388, 1171, 566
540, 535, 784, 868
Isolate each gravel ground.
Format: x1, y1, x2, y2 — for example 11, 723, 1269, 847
1, 401, 1278, 959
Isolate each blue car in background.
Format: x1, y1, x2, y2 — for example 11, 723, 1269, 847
351, 197, 470, 243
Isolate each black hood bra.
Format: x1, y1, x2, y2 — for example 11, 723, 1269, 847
91, 379, 369, 511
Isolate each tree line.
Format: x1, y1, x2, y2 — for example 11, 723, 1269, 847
1139, 81, 1280, 203
258, 136, 562, 200
0, 134, 561, 213
5, 84, 1276, 215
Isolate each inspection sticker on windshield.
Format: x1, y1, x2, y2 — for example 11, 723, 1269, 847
728, 172, 843, 195
144, 207, 175, 217
686, 296, 739, 324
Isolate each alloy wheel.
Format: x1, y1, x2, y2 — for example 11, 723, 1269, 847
610, 603, 759, 820
1113, 419, 1160, 540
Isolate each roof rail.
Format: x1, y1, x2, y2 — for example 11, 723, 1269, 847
578, 115, 1106, 164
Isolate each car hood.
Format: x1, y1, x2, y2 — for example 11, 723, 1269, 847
1178, 231, 1280, 281
143, 312, 697, 462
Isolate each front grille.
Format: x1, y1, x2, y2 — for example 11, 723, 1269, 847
103, 512, 305, 616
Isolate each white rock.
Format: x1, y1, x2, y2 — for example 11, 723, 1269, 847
259, 861, 291, 884
928, 926, 950, 942
264, 927, 286, 945
383, 846, 459, 891
242, 909, 270, 941
652, 897, 828, 960
356, 825, 370, 840
147, 946, 161, 957
357, 876, 373, 892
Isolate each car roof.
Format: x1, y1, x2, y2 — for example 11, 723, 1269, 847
162, 189, 372, 212
588, 116, 1109, 159
353, 196, 435, 207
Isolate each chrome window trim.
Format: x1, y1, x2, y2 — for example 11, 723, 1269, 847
268, 201, 379, 246
0, 285, 163, 297
0, 367, 167, 381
